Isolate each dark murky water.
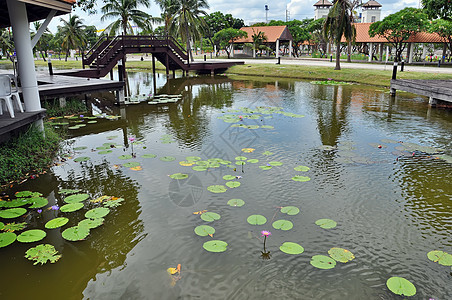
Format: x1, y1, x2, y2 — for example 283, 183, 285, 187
1, 72, 451, 300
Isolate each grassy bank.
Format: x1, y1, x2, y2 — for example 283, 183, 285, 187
225, 64, 452, 87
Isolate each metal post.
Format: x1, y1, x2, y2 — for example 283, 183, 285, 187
330, 54, 332, 62
400, 60, 404, 72
392, 62, 398, 80
204, 54, 206, 61
438, 60, 441, 67
48, 54, 53, 75
276, 57, 280, 64
118, 60, 124, 81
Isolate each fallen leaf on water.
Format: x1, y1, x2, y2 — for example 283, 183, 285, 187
113, 164, 121, 169
193, 210, 207, 215
130, 166, 142, 171
167, 267, 178, 275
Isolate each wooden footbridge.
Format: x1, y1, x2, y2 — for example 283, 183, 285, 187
390, 79, 452, 106
62, 35, 243, 78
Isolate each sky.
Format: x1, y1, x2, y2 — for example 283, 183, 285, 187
47, 0, 421, 34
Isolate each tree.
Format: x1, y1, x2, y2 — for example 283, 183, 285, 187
101, 0, 154, 36
154, 0, 178, 35
251, 29, 267, 57
213, 28, 247, 58
58, 15, 87, 61
429, 19, 452, 55
31, 21, 53, 61
323, 0, 356, 70
84, 26, 99, 50
369, 7, 428, 62
169, 0, 209, 62
204, 11, 244, 36
308, 18, 327, 56
0, 29, 13, 60
422, 0, 452, 20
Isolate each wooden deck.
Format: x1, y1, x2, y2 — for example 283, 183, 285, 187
0, 110, 46, 143
390, 79, 452, 104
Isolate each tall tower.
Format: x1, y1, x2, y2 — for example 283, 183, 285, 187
361, 0, 382, 23
313, 0, 333, 20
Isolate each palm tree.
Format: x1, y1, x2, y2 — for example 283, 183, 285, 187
323, 0, 356, 70
251, 30, 267, 58
31, 21, 53, 61
101, 0, 154, 36
58, 15, 87, 61
168, 0, 209, 62
154, 0, 178, 36
0, 29, 13, 60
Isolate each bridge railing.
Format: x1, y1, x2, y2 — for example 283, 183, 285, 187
83, 35, 110, 67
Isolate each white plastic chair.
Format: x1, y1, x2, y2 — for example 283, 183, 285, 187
0, 75, 15, 118
7, 74, 24, 113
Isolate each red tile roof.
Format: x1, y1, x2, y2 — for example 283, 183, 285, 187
234, 26, 293, 43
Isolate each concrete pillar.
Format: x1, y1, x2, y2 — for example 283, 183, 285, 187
368, 43, 373, 62
214, 45, 217, 57
408, 43, 414, 63
230, 44, 234, 58
7, 0, 41, 112
422, 44, 427, 61
276, 39, 280, 58
59, 97, 66, 108
379, 44, 383, 61
289, 40, 293, 58
385, 46, 390, 63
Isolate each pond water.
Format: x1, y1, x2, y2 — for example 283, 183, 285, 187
1, 72, 451, 299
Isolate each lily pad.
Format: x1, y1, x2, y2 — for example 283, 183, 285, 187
294, 166, 310, 172
118, 155, 133, 160
103, 198, 124, 208
0, 222, 3, 230
281, 206, 300, 215
241, 148, 255, 153
141, 154, 157, 158
269, 161, 283, 166
74, 146, 87, 151
123, 162, 140, 168
235, 161, 246, 166
247, 159, 259, 163
272, 220, 293, 231
60, 203, 84, 212
223, 175, 236, 180
200, 212, 221, 222
78, 218, 104, 229
170, 173, 188, 180
85, 207, 110, 219
96, 146, 109, 150
261, 125, 274, 129
328, 247, 355, 263
262, 151, 274, 156
0, 198, 30, 208
45, 217, 69, 229
98, 150, 113, 154
15, 191, 40, 198
193, 166, 208, 171
315, 219, 337, 229
64, 193, 89, 204
17, 229, 46, 243
0, 232, 17, 247
259, 165, 272, 170
235, 156, 247, 161
280, 242, 304, 255
25, 244, 62, 265
59, 189, 80, 195
292, 176, 311, 182
62, 226, 90, 241
226, 181, 241, 188
247, 214, 267, 225
310, 255, 337, 269
427, 250, 452, 266
207, 185, 227, 193
160, 156, 176, 162
2, 222, 26, 232
186, 156, 201, 162
0, 208, 27, 218
203, 240, 228, 252
74, 157, 90, 162
194, 225, 215, 237
28, 197, 49, 208
386, 277, 416, 297
227, 199, 245, 207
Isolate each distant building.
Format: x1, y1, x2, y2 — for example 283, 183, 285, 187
313, 0, 333, 20
362, 0, 382, 23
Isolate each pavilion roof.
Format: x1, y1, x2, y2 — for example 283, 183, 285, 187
313, 0, 333, 6
234, 26, 293, 43
363, 0, 382, 8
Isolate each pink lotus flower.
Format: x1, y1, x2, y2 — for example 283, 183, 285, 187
261, 230, 271, 237
129, 137, 135, 142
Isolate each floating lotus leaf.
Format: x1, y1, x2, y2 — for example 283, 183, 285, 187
294, 166, 310, 172
29, 197, 49, 208
328, 247, 355, 263
247, 215, 267, 225
68, 126, 80, 130
64, 193, 89, 204
118, 155, 133, 160
262, 151, 274, 156
59, 189, 80, 195
203, 240, 228, 252
0, 208, 27, 218
315, 219, 337, 229
235, 156, 247, 161
386, 277, 416, 297
194, 225, 215, 237
98, 150, 113, 154
196, 161, 208, 166
60, 203, 84, 212
247, 159, 259, 163
241, 148, 255, 153
272, 220, 293, 230
17, 229, 46, 243
192, 166, 208, 171
2, 222, 27, 232
15, 191, 41, 198
227, 199, 245, 207
226, 181, 241, 188
179, 161, 194, 166
25, 244, 62, 265
74, 146, 87, 151
0, 232, 16, 247
0, 198, 30, 208
103, 198, 124, 208
74, 156, 90, 162
280, 242, 304, 255
142, 154, 157, 158
259, 165, 272, 170
200, 212, 221, 222
62, 226, 90, 241
186, 156, 201, 162
207, 185, 227, 193
79, 218, 104, 229
160, 156, 176, 162
427, 250, 452, 266
223, 175, 236, 180
310, 255, 337, 269
281, 206, 300, 215
246, 125, 259, 129
260, 125, 274, 129
170, 173, 188, 180
87, 121, 97, 124
45, 217, 69, 229
123, 162, 140, 168
269, 161, 283, 166
96, 146, 109, 150
235, 161, 246, 165
85, 207, 110, 219
292, 175, 311, 182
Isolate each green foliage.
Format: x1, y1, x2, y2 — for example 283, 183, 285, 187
41, 98, 87, 117
428, 19, 452, 52
25, 244, 62, 265
213, 28, 247, 58
247, 214, 267, 225
0, 208, 27, 218
45, 217, 69, 229
1, 222, 26, 232
17, 229, 47, 243
0, 232, 16, 247
0, 125, 61, 185
200, 212, 221, 222
203, 240, 227, 252
204, 11, 244, 37
57, 15, 87, 60
194, 225, 215, 236
280, 242, 304, 255
386, 277, 416, 296
422, 0, 452, 20
310, 255, 336, 269
85, 207, 110, 219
